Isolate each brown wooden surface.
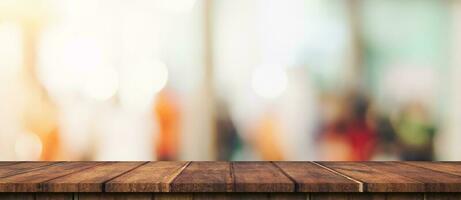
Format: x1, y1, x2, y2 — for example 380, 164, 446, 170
0, 162, 59, 178
316, 162, 425, 192
3, 193, 460, 200
232, 162, 294, 192
105, 161, 189, 192
364, 162, 461, 192
170, 161, 233, 192
42, 162, 146, 192
0, 162, 101, 192
0, 161, 460, 194
274, 161, 360, 192
406, 162, 461, 177
0, 162, 21, 166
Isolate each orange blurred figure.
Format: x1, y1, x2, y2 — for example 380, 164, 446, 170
154, 89, 181, 160
252, 112, 285, 161
21, 23, 61, 161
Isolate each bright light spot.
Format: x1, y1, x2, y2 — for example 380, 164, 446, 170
39, 36, 108, 94
251, 66, 288, 99
157, 0, 197, 13
15, 132, 42, 160
120, 60, 169, 111
61, 37, 105, 74
82, 67, 119, 101
0, 22, 22, 72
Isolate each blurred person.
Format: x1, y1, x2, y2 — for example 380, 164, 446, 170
250, 111, 285, 160
394, 101, 436, 161
21, 23, 61, 161
317, 92, 377, 161
154, 88, 181, 161
22, 81, 61, 161
317, 93, 352, 161
215, 99, 242, 160
373, 114, 399, 160
344, 93, 377, 161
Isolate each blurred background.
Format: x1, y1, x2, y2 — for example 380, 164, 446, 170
0, 0, 460, 161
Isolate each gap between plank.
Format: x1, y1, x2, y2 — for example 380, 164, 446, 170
41, 162, 107, 191
101, 161, 150, 192
271, 161, 298, 192
229, 162, 235, 192
311, 162, 364, 192
166, 161, 192, 192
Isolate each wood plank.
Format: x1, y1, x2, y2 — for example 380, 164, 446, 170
0, 162, 59, 178
406, 162, 461, 177
0, 162, 101, 192
232, 162, 294, 192
425, 193, 461, 200
268, 193, 307, 200
191, 194, 227, 200
274, 161, 360, 192
316, 162, 424, 192
170, 161, 233, 192
105, 161, 189, 192
42, 162, 146, 192
386, 193, 424, 200
35, 193, 73, 200
0, 193, 34, 200
311, 193, 386, 200
193, 193, 269, 200
154, 193, 193, 200
0, 162, 20, 166
310, 193, 347, 200
364, 162, 461, 192
78, 193, 152, 200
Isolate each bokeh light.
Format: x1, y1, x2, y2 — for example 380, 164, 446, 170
157, 0, 197, 13
120, 60, 169, 111
251, 66, 288, 99
0, 0, 459, 162
14, 132, 42, 160
82, 67, 119, 101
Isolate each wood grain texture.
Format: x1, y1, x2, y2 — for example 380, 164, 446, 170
78, 193, 153, 200
385, 193, 424, 200
0, 193, 34, 200
154, 193, 193, 200
0, 162, 20, 166
0, 193, 456, 200
364, 162, 461, 192
0, 162, 59, 178
274, 162, 360, 192
317, 162, 424, 192
405, 162, 461, 177
310, 193, 386, 200
105, 161, 189, 192
170, 161, 233, 192
425, 193, 461, 200
0, 162, 101, 192
42, 162, 146, 192
193, 193, 270, 200
268, 193, 307, 200
233, 162, 294, 192
0, 162, 461, 195
310, 193, 347, 200
35, 193, 73, 200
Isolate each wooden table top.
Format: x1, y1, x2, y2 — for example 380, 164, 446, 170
0, 161, 460, 193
